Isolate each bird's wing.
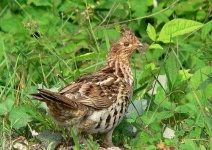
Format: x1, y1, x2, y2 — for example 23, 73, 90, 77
59, 72, 120, 109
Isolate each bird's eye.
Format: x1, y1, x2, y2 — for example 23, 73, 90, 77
124, 42, 129, 47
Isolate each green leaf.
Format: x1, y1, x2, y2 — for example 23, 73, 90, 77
175, 103, 198, 115
154, 87, 176, 110
146, 145, 157, 150
71, 128, 80, 150
0, 104, 7, 115
154, 86, 166, 104
196, 10, 206, 21
205, 84, 212, 99
179, 139, 198, 150
189, 66, 212, 89
146, 23, 156, 41
139, 63, 158, 84
165, 51, 179, 88
156, 111, 174, 121
178, 69, 193, 81
148, 44, 163, 50
127, 118, 135, 123
199, 145, 207, 150
185, 119, 195, 126
0, 14, 25, 33
201, 21, 212, 40
157, 19, 204, 43
152, 6, 173, 25
8, 106, 32, 129
27, 0, 52, 6
196, 116, 205, 128
130, 1, 148, 18
141, 115, 155, 125
0, 99, 14, 115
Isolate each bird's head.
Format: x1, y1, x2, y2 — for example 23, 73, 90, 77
107, 27, 143, 62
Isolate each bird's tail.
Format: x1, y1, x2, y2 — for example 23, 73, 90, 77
31, 89, 78, 110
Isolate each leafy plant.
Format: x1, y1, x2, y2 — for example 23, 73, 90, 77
0, 0, 211, 149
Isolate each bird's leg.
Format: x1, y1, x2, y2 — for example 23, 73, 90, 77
77, 133, 87, 144
70, 127, 87, 144
102, 129, 114, 147
65, 133, 87, 150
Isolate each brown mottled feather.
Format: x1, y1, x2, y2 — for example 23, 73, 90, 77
31, 89, 78, 109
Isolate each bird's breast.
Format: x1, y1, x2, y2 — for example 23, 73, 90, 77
83, 82, 131, 134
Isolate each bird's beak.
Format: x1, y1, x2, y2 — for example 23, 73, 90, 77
137, 42, 148, 55
138, 42, 144, 47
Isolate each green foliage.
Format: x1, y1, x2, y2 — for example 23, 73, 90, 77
147, 23, 156, 41
0, 0, 212, 149
157, 19, 204, 43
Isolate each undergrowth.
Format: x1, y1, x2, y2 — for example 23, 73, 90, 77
0, 0, 211, 149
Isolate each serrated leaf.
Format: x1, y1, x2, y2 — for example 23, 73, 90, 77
157, 19, 204, 43
148, 44, 163, 50
147, 23, 156, 41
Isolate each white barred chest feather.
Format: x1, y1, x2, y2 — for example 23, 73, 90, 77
85, 85, 131, 134
83, 74, 132, 133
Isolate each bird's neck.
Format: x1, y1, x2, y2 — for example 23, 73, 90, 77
106, 58, 134, 86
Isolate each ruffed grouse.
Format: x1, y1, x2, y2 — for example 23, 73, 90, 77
31, 27, 143, 147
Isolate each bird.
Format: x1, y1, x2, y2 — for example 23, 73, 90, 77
31, 27, 144, 147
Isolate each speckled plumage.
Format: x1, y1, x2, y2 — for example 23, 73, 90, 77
31, 27, 143, 147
